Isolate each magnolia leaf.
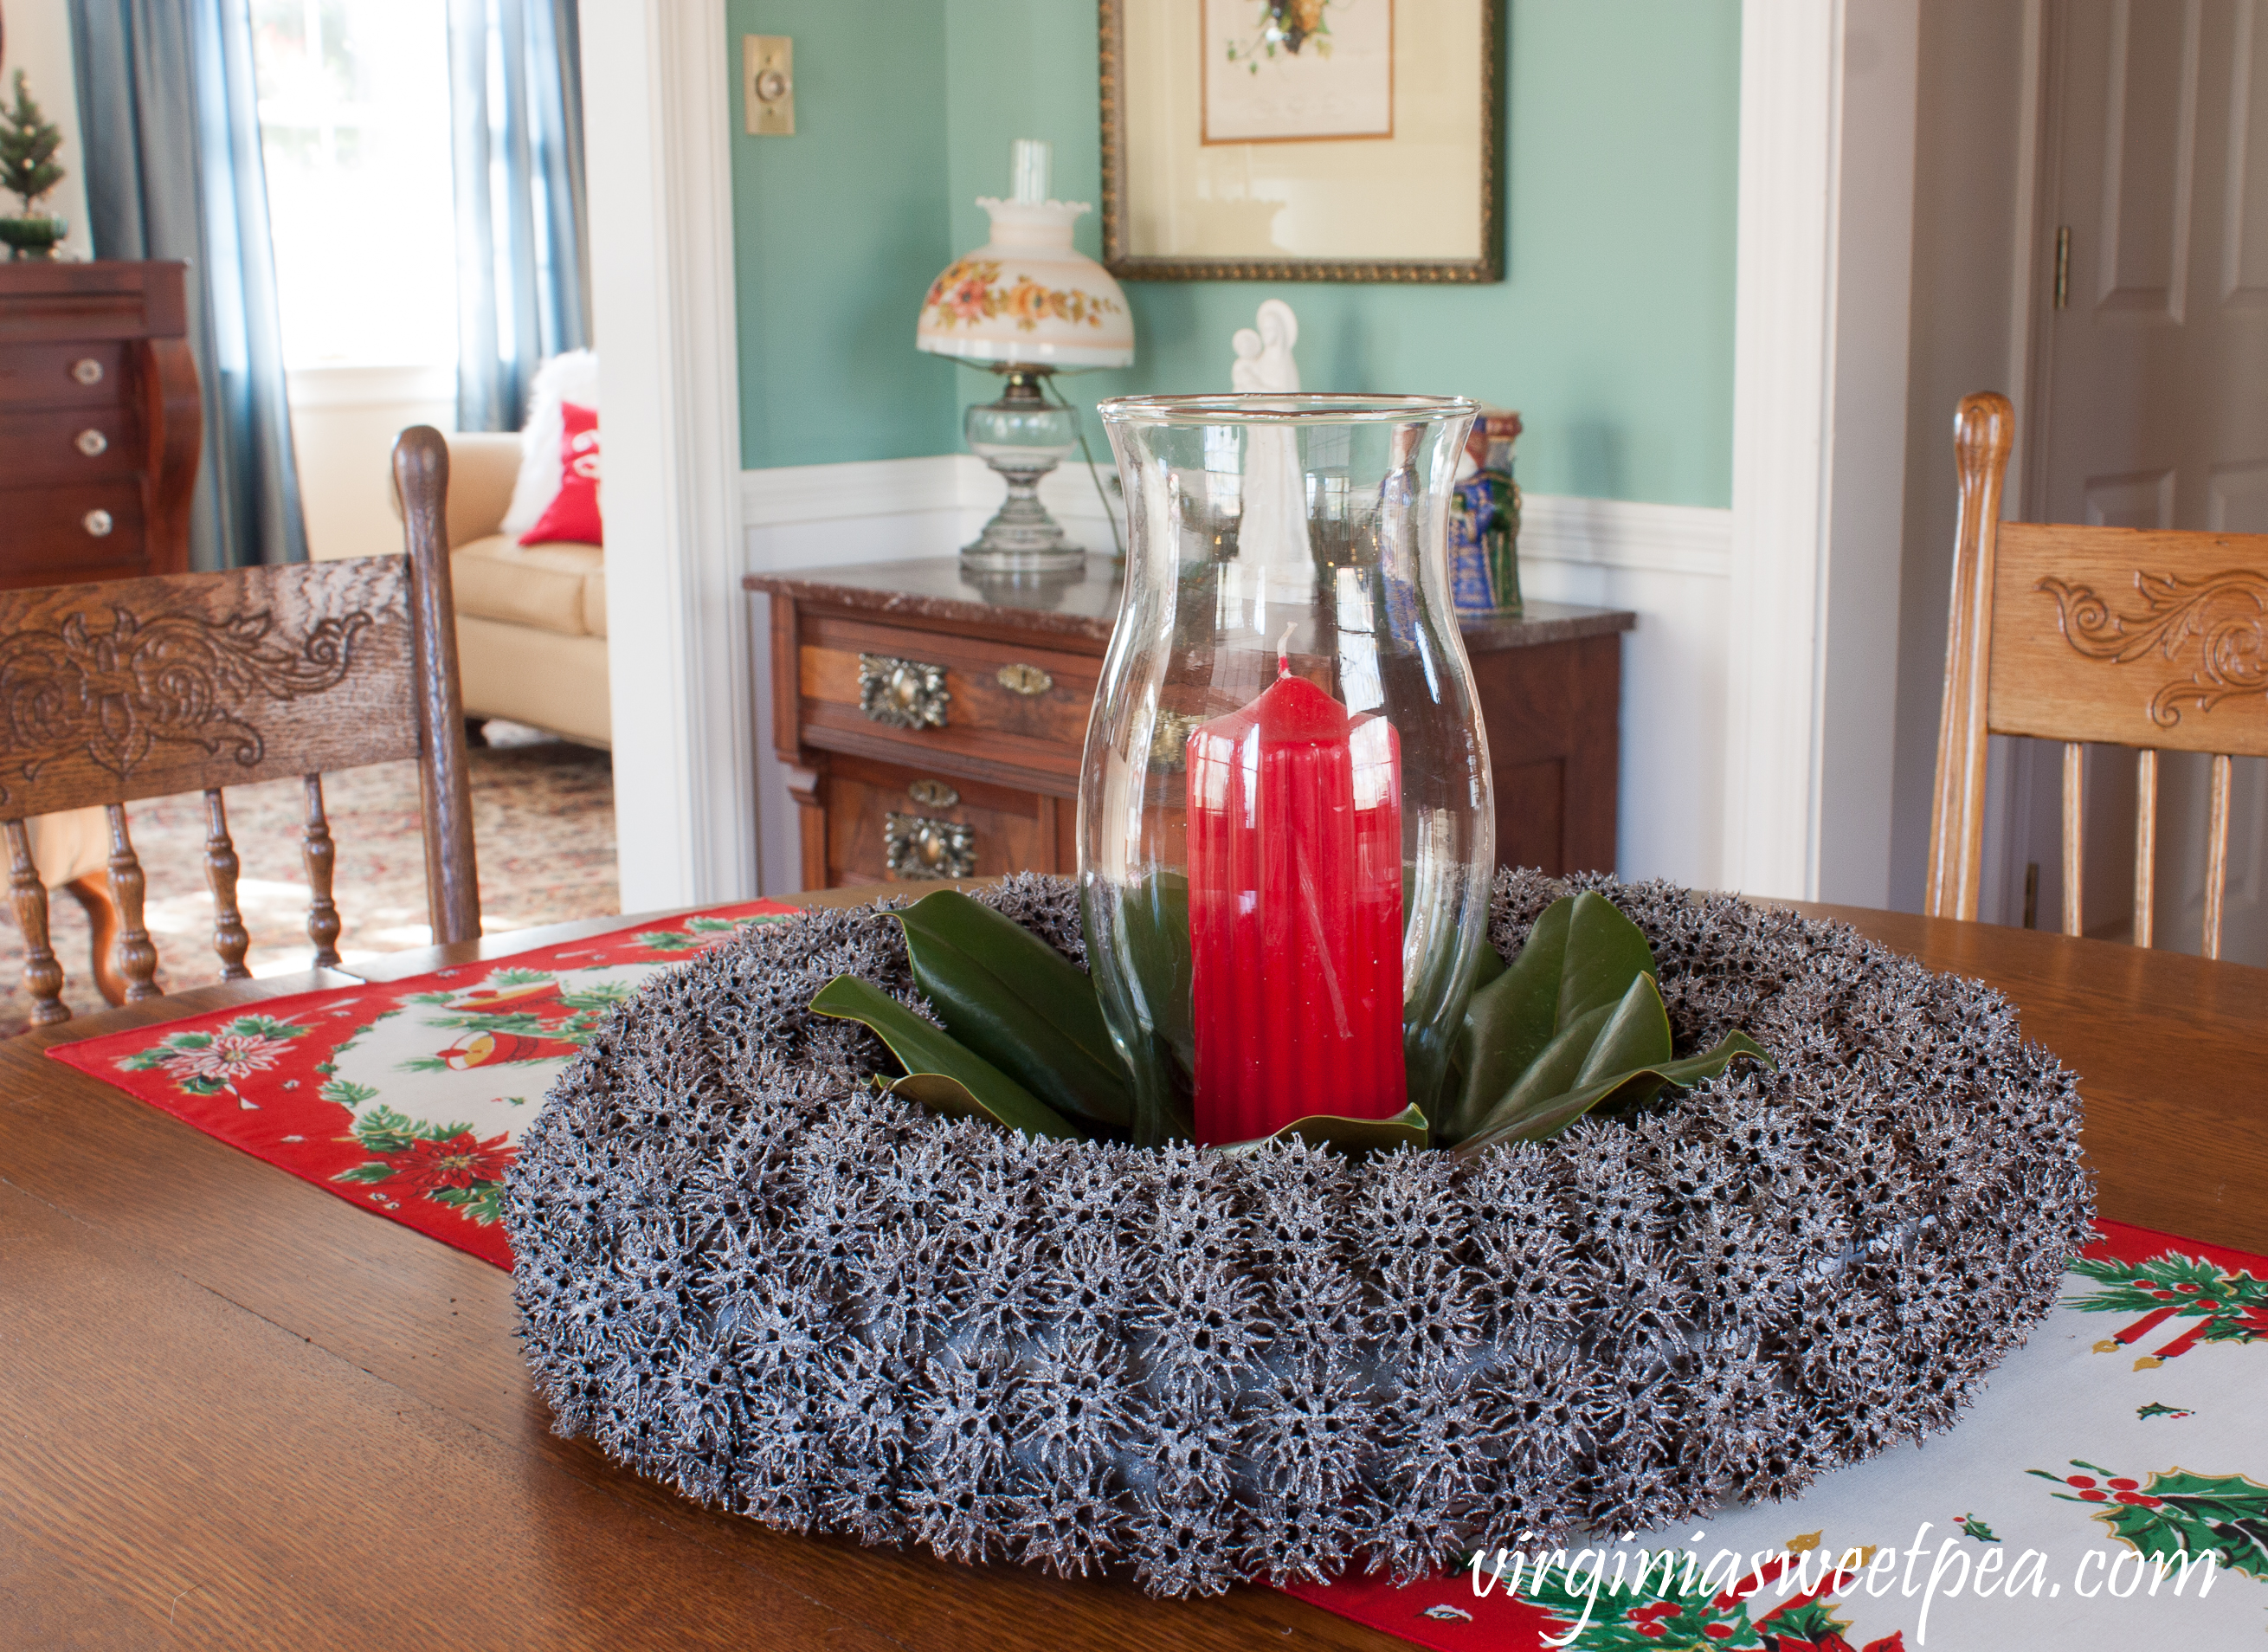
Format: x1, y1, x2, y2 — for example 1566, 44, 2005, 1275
897, 890, 1133, 1128
1441, 894, 1660, 1144
809, 974, 1079, 1140
1442, 900, 1570, 1140
1455, 1023, 1774, 1157
1571, 967, 1675, 1087
1217, 1105, 1430, 1158
1556, 892, 1659, 1027
1083, 872, 1197, 1146
1472, 997, 1618, 1134
1467, 937, 1509, 993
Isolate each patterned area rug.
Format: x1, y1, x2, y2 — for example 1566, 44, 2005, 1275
3, 724, 615, 1034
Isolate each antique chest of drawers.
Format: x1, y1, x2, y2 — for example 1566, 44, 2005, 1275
748, 556, 1634, 891
0, 261, 200, 590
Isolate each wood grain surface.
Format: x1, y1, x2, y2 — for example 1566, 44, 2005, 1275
0, 559, 419, 818
823, 752, 1071, 885
1, 261, 199, 590
1990, 520, 2268, 753
764, 573, 1635, 894
1923, 393, 2012, 926
1466, 630, 1620, 874
3, 897, 2261, 1648
394, 428, 482, 947
1926, 390, 2268, 957
2, 432, 480, 1024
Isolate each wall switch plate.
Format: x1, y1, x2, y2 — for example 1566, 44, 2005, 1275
744, 35, 794, 136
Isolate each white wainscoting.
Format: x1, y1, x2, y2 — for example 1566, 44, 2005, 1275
741, 456, 1731, 895
1518, 496, 1732, 891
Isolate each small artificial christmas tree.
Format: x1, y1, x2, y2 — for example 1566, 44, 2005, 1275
0, 69, 68, 259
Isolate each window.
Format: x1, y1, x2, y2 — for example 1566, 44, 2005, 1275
251, 0, 455, 368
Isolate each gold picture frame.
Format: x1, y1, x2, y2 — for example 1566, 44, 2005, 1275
1100, 0, 1502, 283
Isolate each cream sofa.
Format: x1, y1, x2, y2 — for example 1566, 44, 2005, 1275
426, 432, 611, 746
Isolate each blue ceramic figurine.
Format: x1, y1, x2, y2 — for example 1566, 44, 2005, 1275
1448, 410, 1523, 617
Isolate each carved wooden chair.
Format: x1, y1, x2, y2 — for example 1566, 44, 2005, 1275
1927, 392, 2268, 957
3, 428, 481, 1026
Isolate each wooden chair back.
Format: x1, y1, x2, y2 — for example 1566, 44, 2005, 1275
3, 428, 480, 1025
1926, 392, 2268, 956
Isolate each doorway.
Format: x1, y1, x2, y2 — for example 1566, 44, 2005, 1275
2014, 0, 2268, 959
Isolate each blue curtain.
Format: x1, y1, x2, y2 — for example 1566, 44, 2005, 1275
69, 0, 308, 570
449, 0, 590, 433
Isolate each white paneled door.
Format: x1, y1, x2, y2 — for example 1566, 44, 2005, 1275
2028, 0, 2268, 959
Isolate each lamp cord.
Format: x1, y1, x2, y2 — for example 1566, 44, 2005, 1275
1041, 374, 1125, 559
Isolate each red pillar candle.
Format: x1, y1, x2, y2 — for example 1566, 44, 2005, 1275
1184, 658, 1406, 1144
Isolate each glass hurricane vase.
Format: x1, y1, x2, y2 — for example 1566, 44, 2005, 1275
1078, 394, 1496, 1148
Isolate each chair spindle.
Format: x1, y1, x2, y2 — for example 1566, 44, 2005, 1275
203, 788, 252, 980
4, 820, 68, 1027
2132, 749, 2157, 950
2204, 753, 2233, 961
2061, 742, 2085, 938
304, 774, 342, 969
103, 803, 162, 1002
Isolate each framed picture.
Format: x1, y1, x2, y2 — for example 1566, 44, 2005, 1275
1101, 0, 1501, 283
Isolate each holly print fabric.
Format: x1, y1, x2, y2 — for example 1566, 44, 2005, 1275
1282, 1221, 2268, 1650
50, 901, 796, 1267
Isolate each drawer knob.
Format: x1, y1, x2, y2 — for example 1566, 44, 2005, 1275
71, 358, 105, 386
907, 778, 960, 810
1149, 709, 1205, 771
858, 652, 950, 730
997, 662, 1053, 696
885, 810, 976, 880
82, 509, 115, 538
75, 429, 109, 457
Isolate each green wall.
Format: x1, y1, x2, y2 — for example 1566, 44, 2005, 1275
725, 0, 957, 467
731, 0, 1741, 507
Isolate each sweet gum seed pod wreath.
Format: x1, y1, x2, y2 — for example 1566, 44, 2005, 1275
504, 871, 2094, 1597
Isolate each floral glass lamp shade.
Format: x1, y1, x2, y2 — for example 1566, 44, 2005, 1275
918, 140, 1135, 573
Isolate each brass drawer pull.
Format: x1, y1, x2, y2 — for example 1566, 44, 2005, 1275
1149, 709, 1204, 770
71, 358, 104, 386
82, 509, 114, 538
885, 811, 976, 880
75, 429, 109, 457
997, 662, 1053, 696
859, 652, 949, 730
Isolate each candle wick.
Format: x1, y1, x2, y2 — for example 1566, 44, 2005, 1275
1277, 623, 1296, 676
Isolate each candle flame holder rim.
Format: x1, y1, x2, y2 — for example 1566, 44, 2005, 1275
1097, 390, 1478, 426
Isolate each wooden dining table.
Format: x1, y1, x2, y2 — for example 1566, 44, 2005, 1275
3, 893, 2264, 1649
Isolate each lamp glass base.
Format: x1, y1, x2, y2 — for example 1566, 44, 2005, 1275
962, 544, 1087, 575
962, 465, 1083, 572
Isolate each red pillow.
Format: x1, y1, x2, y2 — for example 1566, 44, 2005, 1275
519, 401, 602, 545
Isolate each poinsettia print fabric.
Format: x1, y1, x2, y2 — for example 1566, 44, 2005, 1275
50, 901, 797, 1267
1285, 1220, 2268, 1650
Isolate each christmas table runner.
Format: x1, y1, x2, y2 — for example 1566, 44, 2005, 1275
47, 900, 801, 1267
51, 938, 2268, 1649
1285, 1219, 2268, 1650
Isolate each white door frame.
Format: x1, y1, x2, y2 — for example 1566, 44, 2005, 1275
592, 0, 1923, 907
1724, 0, 1921, 904
580, 0, 760, 909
